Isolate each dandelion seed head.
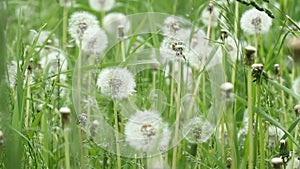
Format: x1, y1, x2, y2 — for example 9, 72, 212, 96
292, 77, 300, 96
124, 110, 170, 152
39, 51, 68, 82
286, 157, 300, 169
163, 16, 180, 34
96, 68, 136, 99
240, 8, 272, 35
183, 117, 214, 143
89, 0, 115, 12
78, 26, 108, 55
68, 11, 99, 40
224, 36, 241, 61
103, 13, 130, 35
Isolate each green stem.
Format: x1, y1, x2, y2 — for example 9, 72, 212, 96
171, 60, 182, 169
64, 127, 71, 169
25, 71, 31, 129
114, 102, 121, 169
225, 105, 237, 169
257, 85, 265, 169
62, 6, 67, 51
247, 68, 254, 169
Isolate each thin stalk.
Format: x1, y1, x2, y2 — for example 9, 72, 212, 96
247, 68, 254, 169
257, 85, 265, 169
114, 102, 121, 169
25, 70, 31, 128
62, 6, 68, 51
171, 60, 182, 169
225, 105, 237, 169
291, 122, 299, 169
64, 127, 71, 169
221, 117, 225, 163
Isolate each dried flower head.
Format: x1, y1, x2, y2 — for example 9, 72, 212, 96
88, 0, 115, 12
244, 46, 256, 65
220, 29, 228, 41
60, 107, 71, 126
271, 157, 283, 169
124, 110, 170, 152
68, 11, 99, 40
226, 157, 232, 168
240, 8, 272, 35
221, 82, 234, 103
287, 36, 300, 63
96, 67, 136, 99
78, 26, 108, 55
274, 64, 280, 75
103, 12, 130, 35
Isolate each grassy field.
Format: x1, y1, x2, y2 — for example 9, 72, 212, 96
1, 0, 300, 168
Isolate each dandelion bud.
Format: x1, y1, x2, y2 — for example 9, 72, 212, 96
270, 157, 283, 169
207, 1, 214, 14
221, 82, 234, 103
28, 58, 34, 73
279, 139, 289, 162
294, 104, 300, 117
274, 64, 280, 75
245, 46, 256, 65
0, 131, 4, 149
220, 29, 228, 41
226, 157, 232, 168
60, 107, 71, 127
118, 25, 125, 39
37, 104, 43, 113
252, 63, 266, 83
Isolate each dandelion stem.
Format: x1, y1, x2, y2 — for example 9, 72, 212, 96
247, 68, 254, 169
64, 127, 71, 169
257, 84, 265, 169
113, 102, 122, 169
172, 60, 182, 169
62, 6, 68, 51
225, 105, 237, 169
25, 70, 31, 129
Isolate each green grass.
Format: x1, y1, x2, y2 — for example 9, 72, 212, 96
1, 0, 300, 168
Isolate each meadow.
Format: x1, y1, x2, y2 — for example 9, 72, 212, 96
0, 0, 300, 168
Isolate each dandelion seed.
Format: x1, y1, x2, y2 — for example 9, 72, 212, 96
88, 0, 115, 12
240, 8, 272, 35
292, 77, 300, 96
124, 110, 170, 152
183, 117, 214, 143
102, 12, 130, 35
68, 11, 99, 40
201, 4, 220, 28
78, 26, 108, 55
96, 68, 136, 99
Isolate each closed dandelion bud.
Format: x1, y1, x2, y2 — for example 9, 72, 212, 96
226, 157, 232, 168
271, 157, 283, 169
220, 29, 228, 41
294, 104, 300, 117
279, 139, 289, 162
252, 63, 266, 83
207, 1, 214, 14
274, 64, 280, 76
221, 82, 234, 103
0, 131, 3, 149
60, 107, 71, 127
118, 25, 125, 39
245, 46, 256, 65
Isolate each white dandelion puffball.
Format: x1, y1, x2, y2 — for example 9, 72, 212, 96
268, 125, 284, 148
88, 0, 115, 12
124, 110, 171, 152
39, 51, 68, 81
96, 68, 136, 99
183, 117, 215, 143
287, 157, 300, 169
240, 8, 272, 35
293, 77, 300, 96
79, 26, 108, 55
68, 11, 99, 40
103, 12, 130, 35
201, 6, 220, 28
